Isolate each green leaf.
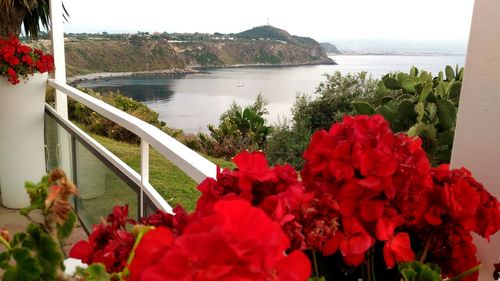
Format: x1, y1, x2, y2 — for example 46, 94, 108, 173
399, 261, 443, 281
376, 105, 397, 129
353, 101, 375, 115
75, 263, 111, 281
415, 102, 425, 123
381, 96, 394, 105
398, 99, 417, 122
376, 80, 388, 94
402, 79, 416, 93
448, 81, 461, 100
396, 94, 416, 101
10, 233, 28, 249
407, 123, 437, 141
384, 77, 401, 90
0, 251, 10, 269
419, 70, 432, 82
426, 103, 438, 122
410, 66, 419, 77
437, 100, 457, 130
58, 211, 76, 240
419, 83, 432, 103
458, 67, 464, 81
398, 72, 409, 83
426, 92, 438, 103
3, 248, 41, 281
445, 65, 455, 81
21, 175, 50, 216
23, 224, 63, 280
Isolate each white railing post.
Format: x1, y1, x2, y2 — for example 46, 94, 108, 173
451, 0, 500, 279
140, 139, 150, 217
49, 0, 72, 180
49, 0, 67, 118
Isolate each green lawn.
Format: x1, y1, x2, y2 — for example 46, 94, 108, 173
88, 133, 235, 212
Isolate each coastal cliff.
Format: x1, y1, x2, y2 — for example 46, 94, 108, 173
34, 26, 335, 77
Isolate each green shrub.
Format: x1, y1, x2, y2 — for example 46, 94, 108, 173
353, 65, 463, 165
266, 72, 379, 169
206, 94, 271, 159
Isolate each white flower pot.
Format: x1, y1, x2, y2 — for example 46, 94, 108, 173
0, 73, 48, 209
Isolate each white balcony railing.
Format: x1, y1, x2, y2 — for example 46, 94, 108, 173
46, 80, 217, 224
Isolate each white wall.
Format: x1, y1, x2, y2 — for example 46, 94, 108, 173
451, 0, 500, 279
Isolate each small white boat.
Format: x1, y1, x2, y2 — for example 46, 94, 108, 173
235, 82, 244, 87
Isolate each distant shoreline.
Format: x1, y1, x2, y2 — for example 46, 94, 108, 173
67, 68, 199, 84
68, 61, 337, 84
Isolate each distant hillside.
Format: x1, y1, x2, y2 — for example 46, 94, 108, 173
34, 27, 335, 77
234, 25, 321, 46
320, 42, 341, 54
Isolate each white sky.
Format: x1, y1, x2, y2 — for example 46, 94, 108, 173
63, 0, 474, 42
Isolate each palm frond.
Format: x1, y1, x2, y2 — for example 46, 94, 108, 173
21, 0, 69, 39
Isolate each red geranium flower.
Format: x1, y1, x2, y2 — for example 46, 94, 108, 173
128, 200, 311, 281
0, 35, 54, 85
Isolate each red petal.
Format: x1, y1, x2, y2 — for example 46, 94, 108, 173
276, 251, 311, 281
360, 199, 385, 222
69, 240, 93, 263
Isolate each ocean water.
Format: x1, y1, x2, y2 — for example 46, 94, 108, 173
79, 55, 466, 133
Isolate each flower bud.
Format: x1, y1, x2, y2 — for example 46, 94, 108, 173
0, 229, 10, 242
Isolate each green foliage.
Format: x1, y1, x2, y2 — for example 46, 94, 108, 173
0, 170, 78, 281
3, 248, 41, 281
57, 212, 77, 240
399, 262, 443, 281
195, 51, 223, 66
207, 94, 271, 159
353, 65, 463, 165
265, 119, 310, 169
266, 72, 379, 169
75, 264, 111, 281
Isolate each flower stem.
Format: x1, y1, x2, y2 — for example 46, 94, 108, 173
369, 249, 377, 281
312, 250, 320, 278
419, 233, 433, 262
371, 251, 377, 281
447, 264, 482, 281
126, 226, 151, 266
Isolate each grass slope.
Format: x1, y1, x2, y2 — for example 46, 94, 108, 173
89, 133, 234, 212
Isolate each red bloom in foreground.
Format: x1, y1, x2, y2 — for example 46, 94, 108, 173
128, 200, 311, 281
69, 206, 136, 273
127, 227, 174, 281
382, 232, 414, 268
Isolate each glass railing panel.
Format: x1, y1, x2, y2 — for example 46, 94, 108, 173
44, 112, 74, 180
74, 141, 139, 229
45, 108, 146, 232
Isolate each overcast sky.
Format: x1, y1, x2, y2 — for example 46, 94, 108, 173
63, 0, 474, 43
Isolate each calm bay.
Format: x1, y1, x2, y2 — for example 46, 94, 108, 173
79, 55, 466, 133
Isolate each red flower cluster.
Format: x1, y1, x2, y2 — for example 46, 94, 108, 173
127, 200, 311, 281
69, 206, 136, 273
300, 115, 431, 268
424, 165, 500, 281
195, 151, 311, 225
0, 35, 54, 85
195, 151, 341, 253
72, 114, 499, 281
70, 204, 189, 273
140, 205, 188, 237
